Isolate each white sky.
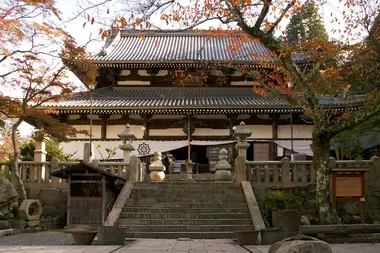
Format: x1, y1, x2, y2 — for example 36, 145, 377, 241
5, 0, 370, 137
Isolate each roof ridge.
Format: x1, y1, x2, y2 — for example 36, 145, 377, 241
119, 29, 247, 37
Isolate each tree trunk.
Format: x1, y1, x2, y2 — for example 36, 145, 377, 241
313, 130, 340, 224
11, 119, 27, 201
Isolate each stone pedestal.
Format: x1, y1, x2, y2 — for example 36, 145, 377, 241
185, 162, 193, 181
149, 152, 165, 182
233, 121, 252, 183
118, 124, 136, 180
215, 148, 232, 181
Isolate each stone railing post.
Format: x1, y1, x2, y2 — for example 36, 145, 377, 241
51, 158, 60, 188
215, 148, 232, 181
233, 121, 252, 183
91, 158, 99, 168
33, 130, 48, 182
118, 124, 136, 181
149, 152, 165, 182
282, 157, 291, 187
129, 155, 140, 182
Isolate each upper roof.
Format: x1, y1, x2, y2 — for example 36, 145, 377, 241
40, 86, 365, 114
92, 30, 308, 68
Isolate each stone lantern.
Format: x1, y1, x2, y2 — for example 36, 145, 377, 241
118, 124, 136, 164
149, 151, 165, 182
215, 148, 232, 181
233, 121, 252, 183
233, 121, 252, 159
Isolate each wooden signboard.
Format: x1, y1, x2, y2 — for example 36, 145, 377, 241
331, 168, 370, 224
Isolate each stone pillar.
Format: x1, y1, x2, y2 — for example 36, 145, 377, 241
33, 131, 47, 162
149, 152, 165, 182
215, 148, 232, 181
33, 130, 48, 182
233, 121, 252, 183
83, 143, 94, 163
118, 124, 136, 180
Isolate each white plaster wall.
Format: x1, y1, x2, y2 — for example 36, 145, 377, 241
151, 115, 184, 119
192, 128, 230, 136
246, 125, 272, 139
68, 114, 80, 120
149, 128, 186, 136
107, 125, 144, 139
71, 125, 101, 139
277, 125, 313, 139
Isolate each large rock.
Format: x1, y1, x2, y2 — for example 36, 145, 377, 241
300, 215, 311, 225
0, 178, 18, 212
344, 203, 360, 215
269, 235, 332, 253
39, 189, 61, 205
42, 204, 59, 216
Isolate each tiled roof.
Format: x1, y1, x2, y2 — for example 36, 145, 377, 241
92, 30, 307, 66
41, 86, 364, 114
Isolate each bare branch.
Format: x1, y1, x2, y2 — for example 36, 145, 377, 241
268, 2, 295, 34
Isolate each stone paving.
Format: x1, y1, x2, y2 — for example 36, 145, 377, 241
0, 239, 379, 253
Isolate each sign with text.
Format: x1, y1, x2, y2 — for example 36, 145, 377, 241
335, 176, 362, 197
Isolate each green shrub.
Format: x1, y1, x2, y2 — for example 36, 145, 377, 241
263, 191, 302, 226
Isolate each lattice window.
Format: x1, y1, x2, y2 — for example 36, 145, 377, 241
254, 142, 270, 161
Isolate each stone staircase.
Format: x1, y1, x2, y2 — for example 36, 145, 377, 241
119, 181, 253, 239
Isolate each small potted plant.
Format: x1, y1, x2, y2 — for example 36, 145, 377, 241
261, 191, 301, 244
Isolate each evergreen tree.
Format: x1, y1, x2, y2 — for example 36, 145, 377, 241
286, 0, 328, 44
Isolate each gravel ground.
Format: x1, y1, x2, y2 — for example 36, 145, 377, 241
0, 230, 75, 245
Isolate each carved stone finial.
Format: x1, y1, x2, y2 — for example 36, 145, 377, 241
215, 148, 232, 181
149, 151, 165, 182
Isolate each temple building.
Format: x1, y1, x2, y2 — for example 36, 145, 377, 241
41, 30, 362, 171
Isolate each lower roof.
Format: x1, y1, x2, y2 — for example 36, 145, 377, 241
40, 86, 364, 114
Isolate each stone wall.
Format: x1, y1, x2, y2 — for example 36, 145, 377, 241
27, 188, 68, 218
253, 181, 380, 225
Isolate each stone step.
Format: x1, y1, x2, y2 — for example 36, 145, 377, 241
119, 224, 254, 232
131, 189, 243, 194
120, 212, 251, 219
127, 197, 246, 203
133, 184, 241, 190
122, 207, 249, 213
130, 193, 245, 200
119, 218, 252, 226
125, 231, 238, 239
124, 202, 248, 209
137, 181, 237, 185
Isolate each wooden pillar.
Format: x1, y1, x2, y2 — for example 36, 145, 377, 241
67, 175, 71, 226
143, 114, 149, 139
102, 176, 106, 223
229, 114, 237, 137
270, 114, 278, 160
100, 115, 109, 140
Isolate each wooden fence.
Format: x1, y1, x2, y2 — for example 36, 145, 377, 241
246, 157, 375, 188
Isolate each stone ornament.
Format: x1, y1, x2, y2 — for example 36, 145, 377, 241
149, 151, 165, 182
215, 148, 232, 181
18, 199, 43, 221
138, 142, 151, 156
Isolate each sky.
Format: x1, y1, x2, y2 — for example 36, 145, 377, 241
4, 0, 372, 138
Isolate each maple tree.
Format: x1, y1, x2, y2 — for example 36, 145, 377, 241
0, 0, 98, 200
75, 0, 380, 224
